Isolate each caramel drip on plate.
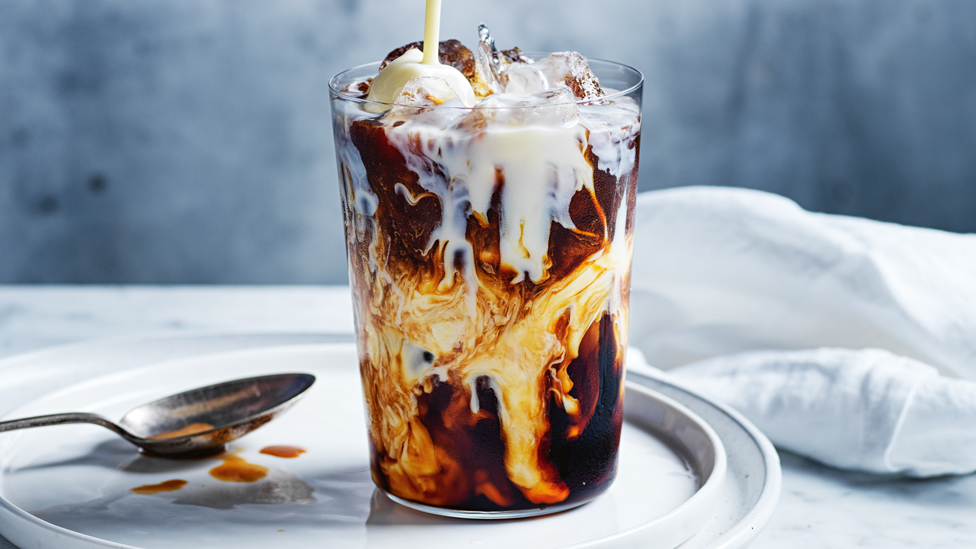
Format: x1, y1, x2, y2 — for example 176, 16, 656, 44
259, 445, 307, 459
209, 451, 269, 483
131, 479, 188, 495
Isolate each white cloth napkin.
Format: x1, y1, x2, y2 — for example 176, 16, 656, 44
626, 186, 976, 476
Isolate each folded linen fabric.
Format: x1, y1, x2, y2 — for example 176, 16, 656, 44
626, 187, 976, 476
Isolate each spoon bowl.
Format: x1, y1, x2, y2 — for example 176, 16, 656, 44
0, 373, 315, 458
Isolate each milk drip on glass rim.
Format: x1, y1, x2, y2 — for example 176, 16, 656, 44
329, 0, 643, 516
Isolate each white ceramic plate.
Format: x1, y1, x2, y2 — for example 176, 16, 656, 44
0, 343, 723, 549
0, 333, 778, 549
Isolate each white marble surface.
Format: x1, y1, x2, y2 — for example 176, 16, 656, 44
0, 285, 973, 548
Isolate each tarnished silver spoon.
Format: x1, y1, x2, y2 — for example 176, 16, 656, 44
0, 373, 315, 458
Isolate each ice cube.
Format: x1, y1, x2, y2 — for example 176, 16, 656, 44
475, 24, 503, 96
394, 76, 460, 107
385, 76, 468, 126
551, 51, 604, 100
461, 88, 580, 130
501, 62, 549, 95
474, 24, 534, 97
502, 52, 604, 101
474, 40, 501, 96
478, 23, 496, 55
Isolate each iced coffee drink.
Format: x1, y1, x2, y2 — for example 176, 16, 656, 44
330, 21, 642, 517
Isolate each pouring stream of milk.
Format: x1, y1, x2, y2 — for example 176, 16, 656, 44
421, 0, 441, 65
366, 0, 475, 108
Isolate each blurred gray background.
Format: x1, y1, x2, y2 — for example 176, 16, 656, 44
1, 0, 974, 284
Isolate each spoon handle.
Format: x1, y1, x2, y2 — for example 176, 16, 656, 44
0, 413, 130, 438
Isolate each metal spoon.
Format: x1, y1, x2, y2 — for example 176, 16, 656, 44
0, 373, 315, 458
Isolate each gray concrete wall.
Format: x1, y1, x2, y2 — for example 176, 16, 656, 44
2, 0, 974, 284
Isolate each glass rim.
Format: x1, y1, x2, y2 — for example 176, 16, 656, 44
329, 54, 644, 110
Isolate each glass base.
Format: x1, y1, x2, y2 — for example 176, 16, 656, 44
383, 490, 592, 520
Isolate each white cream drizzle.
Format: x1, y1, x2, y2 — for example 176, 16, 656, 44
383, 100, 637, 285
337, 83, 640, 300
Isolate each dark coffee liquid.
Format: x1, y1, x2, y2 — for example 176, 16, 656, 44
371, 310, 626, 512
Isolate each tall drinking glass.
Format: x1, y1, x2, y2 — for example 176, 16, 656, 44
330, 58, 642, 518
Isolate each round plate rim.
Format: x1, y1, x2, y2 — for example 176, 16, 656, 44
628, 366, 782, 549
